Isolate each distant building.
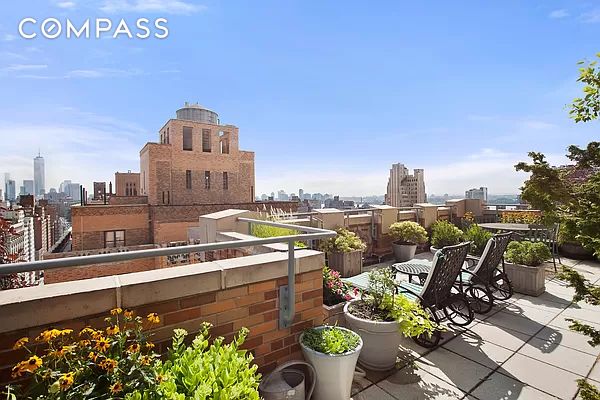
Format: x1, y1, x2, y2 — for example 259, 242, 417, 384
4, 175, 16, 202
67, 183, 81, 202
23, 180, 34, 195
299, 189, 304, 200
93, 182, 107, 201
385, 163, 426, 207
465, 187, 488, 202
115, 171, 140, 197
34, 153, 45, 196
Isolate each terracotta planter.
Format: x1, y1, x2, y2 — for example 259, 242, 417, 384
327, 250, 363, 278
322, 302, 347, 327
504, 262, 545, 296
392, 242, 417, 262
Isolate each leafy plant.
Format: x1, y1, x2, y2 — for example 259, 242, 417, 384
251, 221, 306, 248
388, 221, 428, 245
500, 211, 542, 225
464, 224, 492, 256
505, 241, 552, 267
430, 221, 463, 248
6, 309, 161, 399
320, 228, 366, 253
570, 52, 600, 123
155, 323, 260, 400
301, 327, 360, 355
556, 266, 600, 400
348, 269, 437, 338
323, 266, 358, 306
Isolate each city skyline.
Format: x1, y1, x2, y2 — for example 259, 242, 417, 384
1, 1, 599, 196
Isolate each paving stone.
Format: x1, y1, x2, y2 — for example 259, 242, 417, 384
560, 305, 600, 325
587, 361, 600, 384
468, 322, 532, 351
498, 353, 582, 399
470, 371, 560, 400
352, 384, 396, 400
517, 337, 597, 376
411, 347, 492, 393
549, 313, 600, 332
500, 302, 562, 324
534, 326, 600, 356
511, 293, 571, 310
442, 331, 514, 369
377, 363, 466, 400
484, 310, 547, 336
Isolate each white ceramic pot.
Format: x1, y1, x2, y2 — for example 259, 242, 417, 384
344, 301, 404, 371
300, 326, 362, 400
392, 242, 417, 262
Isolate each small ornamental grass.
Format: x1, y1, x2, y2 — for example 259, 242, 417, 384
320, 228, 366, 253
7, 308, 161, 399
301, 327, 360, 355
388, 221, 428, 245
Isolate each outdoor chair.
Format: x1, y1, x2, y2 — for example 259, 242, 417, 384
522, 223, 561, 271
460, 231, 514, 314
397, 242, 473, 348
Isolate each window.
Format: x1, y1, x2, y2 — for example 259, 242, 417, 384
183, 127, 193, 150
202, 129, 211, 152
204, 171, 211, 189
105, 230, 125, 248
166, 127, 170, 144
223, 172, 228, 190
186, 170, 192, 189
220, 138, 229, 154
162, 191, 170, 204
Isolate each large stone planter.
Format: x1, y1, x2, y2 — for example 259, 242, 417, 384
559, 243, 595, 260
504, 262, 545, 296
322, 302, 347, 327
392, 242, 417, 262
327, 250, 363, 278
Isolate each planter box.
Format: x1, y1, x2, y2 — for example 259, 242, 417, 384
504, 262, 545, 296
327, 250, 363, 278
559, 243, 595, 260
322, 302, 347, 327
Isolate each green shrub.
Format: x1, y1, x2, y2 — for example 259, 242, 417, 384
464, 224, 492, 256
388, 221, 428, 245
430, 221, 464, 248
301, 327, 360, 355
505, 241, 552, 266
320, 228, 366, 253
155, 323, 261, 400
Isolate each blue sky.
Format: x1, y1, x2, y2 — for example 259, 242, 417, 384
1, 1, 599, 197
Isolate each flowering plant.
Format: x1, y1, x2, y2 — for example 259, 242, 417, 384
7, 309, 162, 399
323, 266, 358, 306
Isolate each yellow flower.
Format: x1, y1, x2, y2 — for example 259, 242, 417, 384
127, 343, 141, 353
37, 329, 61, 343
58, 372, 75, 391
79, 327, 96, 337
106, 325, 120, 336
22, 356, 42, 373
99, 358, 118, 372
110, 381, 123, 394
88, 352, 98, 362
60, 329, 73, 336
146, 313, 160, 324
110, 308, 123, 315
156, 374, 167, 383
123, 309, 134, 319
145, 342, 155, 350
79, 339, 91, 347
13, 337, 29, 350
11, 365, 23, 378
95, 337, 111, 352
140, 355, 151, 365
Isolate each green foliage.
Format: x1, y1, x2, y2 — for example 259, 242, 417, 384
515, 142, 600, 258
251, 223, 306, 248
570, 53, 600, 123
322, 266, 357, 306
320, 228, 366, 253
464, 225, 492, 256
556, 266, 600, 398
156, 323, 260, 400
430, 221, 464, 248
301, 327, 360, 355
360, 269, 437, 338
388, 221, 428, 245
505, 241, 552, 267
500, 211, 542, 225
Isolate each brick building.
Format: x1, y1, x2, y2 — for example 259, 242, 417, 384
115, 171, 140, 197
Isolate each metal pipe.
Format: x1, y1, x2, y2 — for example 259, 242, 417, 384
283, 240, 295, 327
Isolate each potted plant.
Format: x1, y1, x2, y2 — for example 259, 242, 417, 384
504, 241, 552, 296
320, 228, 366, 277
558, 218, 595, 260
343, 268, 436, 371
430, 221, 464, 253
300, 326, 362, 400
464, 224, 492, 256
388, 221, 428, 262
322, 266, 359, 326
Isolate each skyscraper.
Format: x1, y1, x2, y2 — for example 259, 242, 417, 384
4, 173, 16, 201
23, 180, 34, 195
385, 163, 426, 207
34, 152, 45, 196
465, 187, 488, 202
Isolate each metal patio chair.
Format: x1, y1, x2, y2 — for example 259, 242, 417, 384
460, 231, 514, 314
522, 223, 560, 271
397, 242, 473, 348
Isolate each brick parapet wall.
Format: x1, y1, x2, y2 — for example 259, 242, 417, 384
0, 250, 324, 384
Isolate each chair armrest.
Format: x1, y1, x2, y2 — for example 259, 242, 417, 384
397, 283, 426, 303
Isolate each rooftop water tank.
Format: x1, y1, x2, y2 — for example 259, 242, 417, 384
176, 102, 219, 124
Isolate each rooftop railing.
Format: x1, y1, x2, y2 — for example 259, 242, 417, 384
0, 217, 337, 329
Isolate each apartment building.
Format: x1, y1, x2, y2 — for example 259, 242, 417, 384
385, 163, 426, 207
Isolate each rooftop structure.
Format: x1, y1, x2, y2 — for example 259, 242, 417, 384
385, 163, 426, 207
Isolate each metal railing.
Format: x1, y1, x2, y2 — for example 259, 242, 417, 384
0, 218, 337, 329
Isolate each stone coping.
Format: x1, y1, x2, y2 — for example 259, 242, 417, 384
0, 250, 324, 334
